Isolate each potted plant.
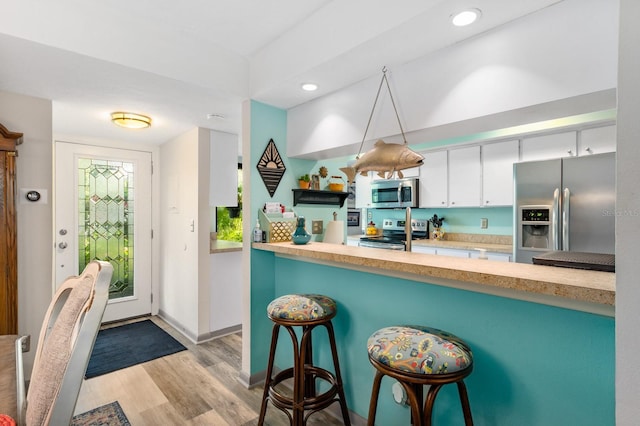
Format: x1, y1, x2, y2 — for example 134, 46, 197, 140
429, 214, 445, 240
299, 174, 311, 189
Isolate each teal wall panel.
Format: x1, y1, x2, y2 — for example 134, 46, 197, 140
269, 257, 614, 426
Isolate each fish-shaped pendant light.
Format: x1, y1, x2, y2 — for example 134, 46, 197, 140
343, 67, 423, 184
340, 139, 423, 183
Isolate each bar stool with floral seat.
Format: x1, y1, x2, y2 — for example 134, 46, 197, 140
258, 294, 351, 426
367, 325, 474, 426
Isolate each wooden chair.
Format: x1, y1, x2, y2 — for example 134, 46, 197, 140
3, 260, 112, 425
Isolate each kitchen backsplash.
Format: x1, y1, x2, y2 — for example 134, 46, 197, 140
369, 206, 513, 236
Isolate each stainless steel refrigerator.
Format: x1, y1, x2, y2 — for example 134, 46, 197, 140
513, 152, 615, 264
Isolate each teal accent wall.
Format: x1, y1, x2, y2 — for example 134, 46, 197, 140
269, 254, 614, 425
370, 207, 513, 236
249, 100, 287, 373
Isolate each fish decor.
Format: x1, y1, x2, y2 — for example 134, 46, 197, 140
340, 66, 424, 183
340, 139, 424, 183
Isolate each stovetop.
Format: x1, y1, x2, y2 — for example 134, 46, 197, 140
360, 218, 429, 243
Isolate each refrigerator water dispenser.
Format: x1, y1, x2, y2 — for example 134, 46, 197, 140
519, 206, 553, 250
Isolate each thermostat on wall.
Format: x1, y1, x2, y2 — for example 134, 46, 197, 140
19, 188, 48, 204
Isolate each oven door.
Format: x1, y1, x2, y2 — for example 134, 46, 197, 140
358, 239, 406, 251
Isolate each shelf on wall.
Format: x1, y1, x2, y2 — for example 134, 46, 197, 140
292, 189, 349, 207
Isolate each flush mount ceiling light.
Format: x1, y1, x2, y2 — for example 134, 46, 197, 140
111, 112, 152, 129
451, 8, 481, 27
301, 83, 318, 92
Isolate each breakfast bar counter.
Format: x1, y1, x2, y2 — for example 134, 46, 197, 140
250, 241, 615, 425
253, 241, 614, 316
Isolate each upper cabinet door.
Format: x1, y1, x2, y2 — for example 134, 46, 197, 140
355, 172, 373, 208
419, 150, 448, 208
449, 146, 481, 207
482, 140, 520, 206
579, 125, 616, 155
521, 131, 577, 162
210, 131, 238, 207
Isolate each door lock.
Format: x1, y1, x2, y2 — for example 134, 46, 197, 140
58, 242, 68, 249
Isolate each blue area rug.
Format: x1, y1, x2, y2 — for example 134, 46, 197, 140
71, 401, 130, 426
85, 319, 187, 379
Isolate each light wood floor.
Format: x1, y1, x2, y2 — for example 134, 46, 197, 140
74, 316, 348, 425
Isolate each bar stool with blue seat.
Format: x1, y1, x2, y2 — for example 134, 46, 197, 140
258, 294, 351, 426
367, 325, 474, 426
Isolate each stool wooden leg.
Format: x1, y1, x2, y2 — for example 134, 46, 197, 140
325, 322, 351, 425
456, 381, 474, 426
367, 370, 384, 426
401, 381, 423, 426
301, 325, 316, 400
258, 324, 281, 426
286, 325, 305, 426
423, 384, 443, 426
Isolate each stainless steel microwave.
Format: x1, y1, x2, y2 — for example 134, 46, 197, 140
371, 178, 419, 208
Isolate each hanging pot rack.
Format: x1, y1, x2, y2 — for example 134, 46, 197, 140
356, 66, 408, 159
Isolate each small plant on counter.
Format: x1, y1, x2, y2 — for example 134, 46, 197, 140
429, 214, 445, 228
299, 174, 311, 189
429, 214, 445, 240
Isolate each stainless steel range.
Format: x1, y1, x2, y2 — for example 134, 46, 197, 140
358, 217, 428, 251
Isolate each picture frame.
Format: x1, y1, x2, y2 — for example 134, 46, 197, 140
311, 174, 320, 190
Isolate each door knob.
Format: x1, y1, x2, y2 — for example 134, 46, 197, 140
58, 242, 68, 249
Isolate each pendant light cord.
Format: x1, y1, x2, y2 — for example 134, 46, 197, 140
356, 66, 408, 159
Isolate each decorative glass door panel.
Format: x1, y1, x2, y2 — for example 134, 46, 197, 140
78, 158, 134, 300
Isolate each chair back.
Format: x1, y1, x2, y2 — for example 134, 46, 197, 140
19, 260, 113, 426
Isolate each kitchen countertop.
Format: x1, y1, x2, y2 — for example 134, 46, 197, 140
347, 234, 513, 254
210, 239, 243, 253
253, 241, 615, 316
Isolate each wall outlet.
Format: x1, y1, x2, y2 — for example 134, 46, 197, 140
481, 218, 488, 229
368, 211, 373, 220
312, 220, 323, 234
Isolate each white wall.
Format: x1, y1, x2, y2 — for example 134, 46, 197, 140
0, 90, 52, 376
159, 127, 211, 342
287, 0, 618, 159
616, 0, 639, 423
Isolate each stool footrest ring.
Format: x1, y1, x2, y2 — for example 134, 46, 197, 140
268, 366, 341, 412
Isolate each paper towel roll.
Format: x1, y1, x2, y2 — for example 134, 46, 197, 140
323, 220, 345, 244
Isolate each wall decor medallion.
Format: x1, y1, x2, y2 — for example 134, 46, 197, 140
256, 138, 286, 197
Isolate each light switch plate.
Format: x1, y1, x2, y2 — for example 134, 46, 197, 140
481, 218, 488, 229
312, 220, 323, 234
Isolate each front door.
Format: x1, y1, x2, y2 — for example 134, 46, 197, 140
55, 142, 152, 322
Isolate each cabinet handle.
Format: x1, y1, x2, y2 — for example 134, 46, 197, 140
585, 147, 592, 154
451, 201, 456, 205
441, 201, 445, 205
567, 150, 573, 156
486, 200, 490, 204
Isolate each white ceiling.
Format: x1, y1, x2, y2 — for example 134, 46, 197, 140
0, 0, 563, 146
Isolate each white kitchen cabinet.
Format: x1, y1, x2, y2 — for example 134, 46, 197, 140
436, 248, 471, 258
448, 146, 481, 207
411, 245, 437, 255
209, 130, 238, 206
355, 172, 373, 208
482, 140, 520, 206
469, 251, 512, 262
419, 150, 448, 207
579, 125, 616, 155
521, 131, 577, 162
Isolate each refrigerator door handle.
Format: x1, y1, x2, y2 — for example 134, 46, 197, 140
562, 188, 570, 251
552, 188, 560, 250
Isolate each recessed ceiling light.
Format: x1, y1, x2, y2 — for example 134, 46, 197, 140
111, 112, 152, 129
451, 8, 481, 27
301, 83, 318, 92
